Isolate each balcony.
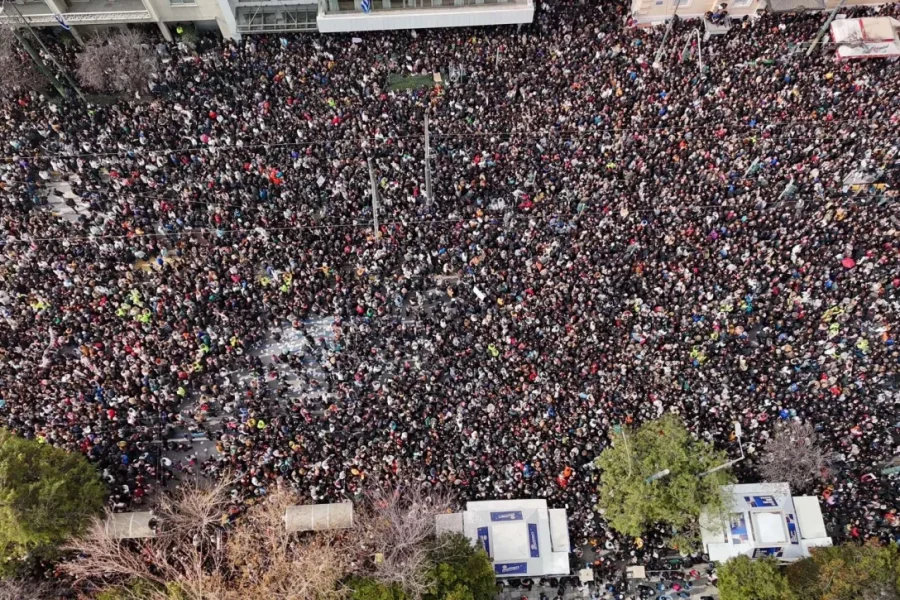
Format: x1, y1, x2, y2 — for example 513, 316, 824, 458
316, 0, 533, 33
0, 0, 152, 26
235, 3, 318, 32
322, 0, 529, 11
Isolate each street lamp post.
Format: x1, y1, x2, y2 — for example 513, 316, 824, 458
681, 28, 703, 75
2, 0, 85, 100
641, 422, 744, 484
613, 423, 633, 477
645, 469, 671, 484
699, 421, 745, 477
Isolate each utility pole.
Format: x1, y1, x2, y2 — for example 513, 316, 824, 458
682, 28, 702, 75
807, 0, 846, 56
699, 422, 745, 477
654, 25, 672, 69
5, 0, 85, 101
5, 23, 66, 96
424, 113, 433, 206
156, 405, 164, 484
622, 428, 633, 477
613, 424, 633, 477
367, 157, 380, 240
645, 469, 670, 484
653, 0, 683, 69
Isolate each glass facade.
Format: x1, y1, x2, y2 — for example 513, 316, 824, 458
321, 0, 529, 15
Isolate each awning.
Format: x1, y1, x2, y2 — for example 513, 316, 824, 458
831, 17, 900, 60
793, 496, 828, 539
284, 502, 354, 533
768, 0, 825, 13
105, 512, 156, 539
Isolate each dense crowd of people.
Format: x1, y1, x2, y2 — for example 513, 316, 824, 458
1, 0, 899, 583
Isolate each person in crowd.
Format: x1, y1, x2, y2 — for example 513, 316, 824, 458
1, 0, 899, 590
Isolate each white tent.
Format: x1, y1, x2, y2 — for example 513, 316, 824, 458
283, 502, 354, 533
701, 483, 832, 563
105, 512, 157, 539
456, 499, 570, 578
831, 17, 900, 60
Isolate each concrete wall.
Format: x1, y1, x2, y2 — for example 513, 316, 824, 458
631, 0, 713, 22
0, 0, 236, 39
151, 0, 225, 26
726, 0, 764, 18
149, 0, 239, 39
633, 0, 889, 21
826, 0, 888, 6
317, 3, 534, 32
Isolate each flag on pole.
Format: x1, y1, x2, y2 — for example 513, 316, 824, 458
361, 0, 371, 12
53, 13, 71, 31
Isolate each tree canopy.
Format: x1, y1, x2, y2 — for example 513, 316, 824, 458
0, 429, 105, 576
0, 29, 48, 98
595, 414, 734, 542
718, 541, 900, 600
718, 555, 794, 600
66, 482, 464, 600
347, 577, 407, 600
75, 30, 158, 97
786, 540, 900, 600
424, 533, 495, 600
757, 420, 832, 493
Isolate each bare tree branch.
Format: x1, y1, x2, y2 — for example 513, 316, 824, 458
154, 475, 233, 545
62, 482, 351, 600
860, 581, 900, 600
61, 478, 231, 598
64, 481, 455, 599
0, 579, 62, 600
0, 28, 47, 97
758, 420, 833, 493
349, 482, 456, 599
76, 30, 158, 97
224, 488, 350, 600
61, 516, 168, 592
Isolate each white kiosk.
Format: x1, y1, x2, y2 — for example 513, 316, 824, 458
437, 499, 570, 578
701, 483, 832, 563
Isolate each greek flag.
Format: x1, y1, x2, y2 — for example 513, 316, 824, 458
53, 13, 71, 31
361, 0, 371, 12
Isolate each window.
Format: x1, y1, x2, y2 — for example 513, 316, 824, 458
170, 0, 197, 5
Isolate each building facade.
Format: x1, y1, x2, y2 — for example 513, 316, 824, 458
0, 0, 239, 42
315, 0, 533, 34
0, 0, 533, 42
631, 0, 886, 24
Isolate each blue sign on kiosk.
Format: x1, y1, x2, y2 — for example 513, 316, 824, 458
490, 511, 523, 522
494, 562, 528, 576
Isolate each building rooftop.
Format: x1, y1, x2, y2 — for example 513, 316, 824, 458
701, 482, 832, 562
437, 498, 570, 578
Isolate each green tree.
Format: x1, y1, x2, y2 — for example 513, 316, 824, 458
425, 533, 495, 600
786, 540, 900, 600
0, 429, 105, 576
348, 576, 408, 600
95, 589, 131, 600
718, 555, 793, 600
783, 554, 820, 599
94, 580, 185, 600
595, 414, 733, 543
